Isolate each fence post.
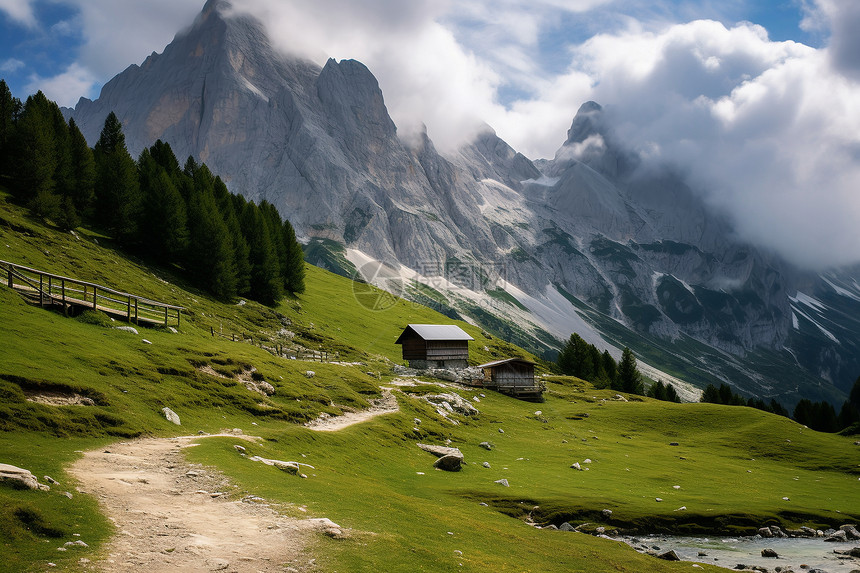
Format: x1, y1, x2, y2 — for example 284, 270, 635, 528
48, 275, 52, 303
7, 266, 12, 288
211, 326, 214, 337
39, 274, 44, 307
127, 296, 132, 322
92, 286, 97, 310
164, 306, 168, 327
61, 279, 66, 315
134, 298, 138, 324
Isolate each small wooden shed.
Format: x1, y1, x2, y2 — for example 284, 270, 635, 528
476, 358, 543, 399
395, 324, 473, 369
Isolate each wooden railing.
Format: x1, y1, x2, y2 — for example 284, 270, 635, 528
1, 259, 183, 327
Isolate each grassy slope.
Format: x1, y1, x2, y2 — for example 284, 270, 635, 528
1, 192, 858, 572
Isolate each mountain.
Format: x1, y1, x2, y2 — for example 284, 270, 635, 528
64, 0, 860, 406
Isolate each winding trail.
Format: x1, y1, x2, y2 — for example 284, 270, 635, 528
68, 434, 325, 572
304, 389, 399, 432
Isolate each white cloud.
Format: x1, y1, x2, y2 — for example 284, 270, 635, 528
0, 58, 25, 73
25, 62, 97, 107
516, 17, 860, 269
0, 0, 37, 28
15, 0, 860, 268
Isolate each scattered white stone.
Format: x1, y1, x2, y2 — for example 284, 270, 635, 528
167, 327, 178, 334
498, 428, 505, 434
414, 418, 422, 425
482, 462, 491, 468
673, 485, 681, 490
570, 462, 582, 471
161, 407, 181, 425
534, 411, 542, 416
782, 497, 790, 501
114, 326, 138, 335
656, 498, 663, 502
62, 492, 73, 499
141, 339, 152, 344
44, 475, 59, 485
583, 459, 592, 464
304, 371, 315, 378
495, 479, 509, 487
675, 506, 687, 511
416, 472, 424, 475
234, 445, 246, 454
472, 396, 480, 403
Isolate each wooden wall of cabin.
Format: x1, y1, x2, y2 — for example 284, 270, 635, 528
400, 339, 428, 360
425, 341, 469, 361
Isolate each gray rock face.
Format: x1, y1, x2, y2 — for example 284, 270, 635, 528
64, 0, 860, 404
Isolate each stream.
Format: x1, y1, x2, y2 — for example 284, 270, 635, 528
622, 535, 860, 572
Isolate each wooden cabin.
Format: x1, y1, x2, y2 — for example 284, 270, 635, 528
395, 324, 473, 369
476, 358, 543, 399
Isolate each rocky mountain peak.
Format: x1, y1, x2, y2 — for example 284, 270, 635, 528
566, 100, 605, 145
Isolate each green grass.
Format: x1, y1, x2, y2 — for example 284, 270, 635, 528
2, 191, 859, 572
184, 378, 859, 572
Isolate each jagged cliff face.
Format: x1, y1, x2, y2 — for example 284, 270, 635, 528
66, 0, 860, 404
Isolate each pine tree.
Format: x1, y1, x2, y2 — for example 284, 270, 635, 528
0, 79, 21, 178
701, 384, 720, 403
14, 92, 58, 211
67, 118, 96, 222
138, 148, 189, 260
601, 350, 618, 387
618, 347, 644, 395
282, 219, 305, 293
94, 112, 140, 243
240, 201, 283, 306
186, 188, 237, 301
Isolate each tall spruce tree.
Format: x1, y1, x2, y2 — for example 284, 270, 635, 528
94, 112, 140, 243
67, 118, 95, 222
0, 80, 22, 179
618, 347, 644, 395
14, 92, 59, 215
186, 188, 237, 301
282, 219, 305, 293
138, 147, 189, 260
240, 201, 283, 306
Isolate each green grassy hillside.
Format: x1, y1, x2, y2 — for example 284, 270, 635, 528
1, 191, 859, 572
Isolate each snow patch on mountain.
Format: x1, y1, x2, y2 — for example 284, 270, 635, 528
821, 276, 860, 303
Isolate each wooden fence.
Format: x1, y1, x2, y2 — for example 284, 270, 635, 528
209, 327, 330, 362
1, 259, 183, 327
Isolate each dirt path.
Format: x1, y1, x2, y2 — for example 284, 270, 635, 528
68, 434, 334, 572
304, 389, 399, 432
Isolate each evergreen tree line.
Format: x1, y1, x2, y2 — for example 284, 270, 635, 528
700, 376, 860, 434
0, 82, 304, 304
557, 333, 653, 397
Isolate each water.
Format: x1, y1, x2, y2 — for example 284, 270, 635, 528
622, 535, 859, 572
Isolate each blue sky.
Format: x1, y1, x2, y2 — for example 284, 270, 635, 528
1, 0, 860, 268
0, 0, 822, 110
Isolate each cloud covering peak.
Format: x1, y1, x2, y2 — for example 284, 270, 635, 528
3, 0, 860, 269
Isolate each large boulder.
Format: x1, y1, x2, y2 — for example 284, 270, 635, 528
417, 443, 463, 458
433, 454, 463, 472
0, 464, 49, 491
841, 524, 860, 540
161, 407, 181, 425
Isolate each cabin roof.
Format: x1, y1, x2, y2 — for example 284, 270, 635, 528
395, 324, 474, 343
477, 357, 536, 369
